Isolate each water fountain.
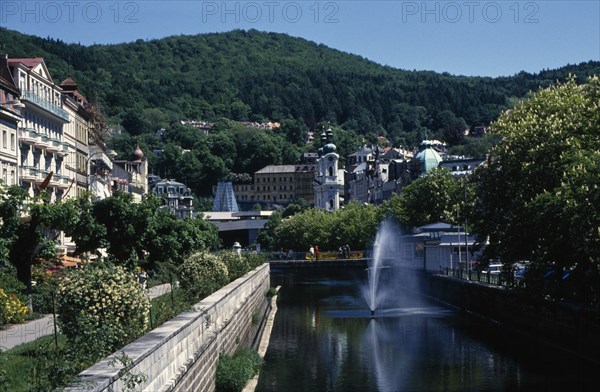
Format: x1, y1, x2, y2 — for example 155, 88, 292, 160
363, 220, 402, 316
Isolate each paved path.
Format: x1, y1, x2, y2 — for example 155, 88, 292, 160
0, 283, 172, 351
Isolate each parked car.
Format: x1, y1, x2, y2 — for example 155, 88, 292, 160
513, 261, 530, 280
482, 262, 503, 275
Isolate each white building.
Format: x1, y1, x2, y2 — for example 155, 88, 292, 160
60, 77, 95, 199
8, 57, 70, 200
314, 128, 344, 211
112, 144, 148, 202
0, 54, 21, 187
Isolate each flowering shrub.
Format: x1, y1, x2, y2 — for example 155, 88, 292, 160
220, 251, 250, 281
179, 252, 229, 302
0, 288, 28, 325
57, 263, 150, 361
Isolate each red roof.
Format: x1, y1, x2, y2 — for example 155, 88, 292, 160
61, 77, 78, 87
8, 57, 44, 69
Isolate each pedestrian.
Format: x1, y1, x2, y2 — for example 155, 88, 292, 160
315, 245, 319, 261
309, 246, 315, 262
138, 268, 148, 291
344, 244, 351, 259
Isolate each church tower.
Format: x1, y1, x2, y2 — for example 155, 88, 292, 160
314, 127, 343, 211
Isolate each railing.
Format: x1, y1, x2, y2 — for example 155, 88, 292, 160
34, 134, 50, 148
57, 142, 69, 156
21, 90, 69, 121
19, 166, 37, 181
47, 139, 61, 153
442, 267, 505, 286
18, 128, 38, 144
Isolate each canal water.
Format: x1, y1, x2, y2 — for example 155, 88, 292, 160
256, 267, 596, 392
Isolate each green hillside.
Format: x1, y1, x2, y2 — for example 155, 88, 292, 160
2, 28, 599, 137
2, 27, 599, 196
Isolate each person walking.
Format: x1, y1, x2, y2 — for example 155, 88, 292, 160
315, 245, 319, 261
309, 246, 315, 262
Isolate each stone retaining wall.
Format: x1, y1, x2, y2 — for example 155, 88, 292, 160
424, 273, 600, 362
65, 263, 271, 392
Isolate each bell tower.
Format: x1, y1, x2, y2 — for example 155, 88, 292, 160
314, 127, 343, 211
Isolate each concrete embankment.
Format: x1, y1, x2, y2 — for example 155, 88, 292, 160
424, 272, 600, 363
65, 264, 271, 392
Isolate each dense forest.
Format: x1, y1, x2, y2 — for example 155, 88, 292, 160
2, 27, 599, 196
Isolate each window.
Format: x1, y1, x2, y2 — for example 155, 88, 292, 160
2, 131, 6, 149
328, 166, 334, 176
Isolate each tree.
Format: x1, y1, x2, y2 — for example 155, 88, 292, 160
92, 192, 156, 264
256, 212, 283, 251
331, 202, 379, 249
273, 208, 335, 251
0, 186, 72, 290
399, 168, 461, 229
473, 76, 600, 306
57, 194, 107, 256
142, 211, 220, 270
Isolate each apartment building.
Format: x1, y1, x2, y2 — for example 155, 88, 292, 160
60, 77, 94, 199
0, 55, 21, 187
8, 57, 70, 200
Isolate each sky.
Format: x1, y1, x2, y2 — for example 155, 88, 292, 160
0, 0, 598, 77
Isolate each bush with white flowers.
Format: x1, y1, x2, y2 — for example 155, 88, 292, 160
57, 263, 149, 360
179, 252, 229, 302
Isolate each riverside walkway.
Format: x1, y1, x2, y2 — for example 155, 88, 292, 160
0, 283, 172, 351
269, 258, 368, 268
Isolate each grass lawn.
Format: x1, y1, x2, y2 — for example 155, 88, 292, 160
0, 334, 69, 391
0, 288, 193, 391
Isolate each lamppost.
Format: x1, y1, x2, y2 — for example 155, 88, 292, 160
463, 178, 470, 271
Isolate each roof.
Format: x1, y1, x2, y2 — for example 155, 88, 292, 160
0, 55, 19, 95
438, 234, 476, 246
255, 165, 296, 174
8, 57, 44, 69
418, 222, 458, 231
415, 145, 442, 173
60, 77, 78, 87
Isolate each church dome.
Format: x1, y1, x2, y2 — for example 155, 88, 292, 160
132, 144, 144, 161
323, 143, 337, 154
415, 142, 442, 173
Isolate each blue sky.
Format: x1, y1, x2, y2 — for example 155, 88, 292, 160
1, 1, 598, 76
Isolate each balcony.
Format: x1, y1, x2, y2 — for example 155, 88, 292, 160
21, 91, 69, 122
47, 139, 61, 153
36, 170, 50, 184
34, 134, 50, 149
19, 166, 37, 182
56, 142, 69, 157
19, 128, 38, 145
50, 174, 69, 189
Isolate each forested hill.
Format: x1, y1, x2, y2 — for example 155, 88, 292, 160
1, 27, 599, 144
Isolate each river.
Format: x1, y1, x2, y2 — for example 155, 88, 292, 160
256, 267, 596, 391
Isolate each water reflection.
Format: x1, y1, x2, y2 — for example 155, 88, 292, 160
257, 268, 597, 392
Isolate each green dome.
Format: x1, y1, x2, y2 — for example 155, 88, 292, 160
415, 142, 442, 173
